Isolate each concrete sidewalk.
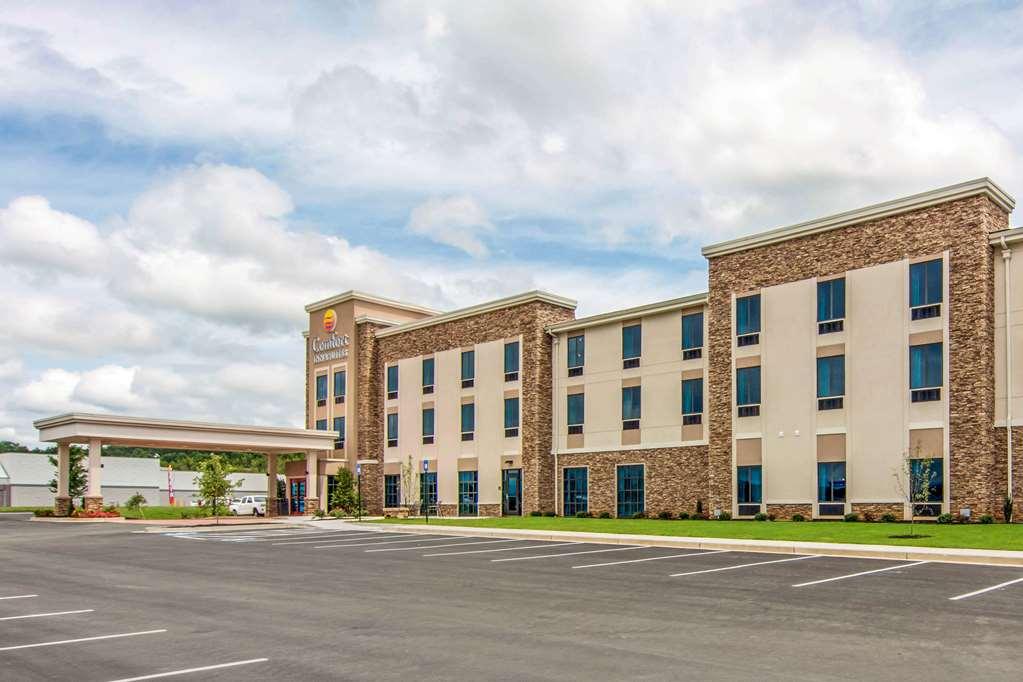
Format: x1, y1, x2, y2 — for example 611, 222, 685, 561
360, 522, 1023, 567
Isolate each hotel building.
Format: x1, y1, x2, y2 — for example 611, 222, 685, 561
302, 178, 1021, 521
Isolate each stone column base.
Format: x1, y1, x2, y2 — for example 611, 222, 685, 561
54, 496, 72, 517
304, 497, 319, 515
265, 497, 279, 517
84, 496, 104, 513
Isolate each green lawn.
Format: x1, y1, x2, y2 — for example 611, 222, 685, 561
118, 506, 216, 520
0, 507, 50, 514
370, 516, 1023, 551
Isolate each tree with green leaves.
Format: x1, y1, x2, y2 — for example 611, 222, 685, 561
125, 492, 148, 518
329, 468, 359, 515
47, 446, 88, 512
195, 455, 241, 524
893, 448, 936, 538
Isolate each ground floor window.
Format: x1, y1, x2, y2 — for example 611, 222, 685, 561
616, 464, 644, 517
458, 471, 478, 516
910, 458, 943, 516
384, 474, 400, 508
817, 462, 846, 502
420, 472, 438, 515
563, 467, 588, 516
737, 465, 762, 504
326, 475, 338, 510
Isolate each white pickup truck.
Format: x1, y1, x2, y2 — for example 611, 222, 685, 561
229, 495, 267, 516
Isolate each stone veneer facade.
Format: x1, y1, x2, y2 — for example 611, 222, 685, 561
707, 195, 1010, 517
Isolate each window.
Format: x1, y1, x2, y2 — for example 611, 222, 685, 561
458, 470, 478, 516
817, 462, 846, 503
315, 374, 328, 405
333, 416, 345, 448
386, 365, 398, 400
817, 278, 845, 333
384, 474, 400, 508
422, 358, 435, 394
504, 397, 519, 437
567, 393, 584, 435
315, 419, 327, 431
422, 408, 435, 444
682, 378, 703, 425
461, 402, 475, 440
622, 386, 641, 429
420, 472, 437, 515
910, 458, 943, 516
504, 341, 520, 381
910, 343, 942, 401
682, 312, 704, 359
563, 467, 588, 516
737, 465, 762, 504
910, 259, 942, 315
817, 355, 845, 410
736, 294, 761, 343
616, 464, 644, 517
622, 324, 642, 368
736, 366, 761, 417
567, 335, 585, 376
461, 350, 475, 388
333, 370, 346, 403
386, 413, 398, 448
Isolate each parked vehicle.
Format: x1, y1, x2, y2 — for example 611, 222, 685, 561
229, 495, 267, 516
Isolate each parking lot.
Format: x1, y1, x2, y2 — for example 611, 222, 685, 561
2, 514, 1022, 680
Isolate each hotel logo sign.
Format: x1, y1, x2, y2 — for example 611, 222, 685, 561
313, 308, 349, 363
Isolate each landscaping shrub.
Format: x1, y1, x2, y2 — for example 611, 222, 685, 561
676, 512, 690, 520
936, 513, 954, 524
72, 509, 120, 519
33, 509, 54, 517
575, 511, 591, 518
658, 511, 673, 520
598, 511, 612, 519
843, 512, 860, 522
716, 511, 732, 521
695, 500, 704, 517
543, 510, 556, 517
767, 513, 777, 521
880, 513, 897, 523
753, 512, 768, 522
791, 513, 806, 522
631, 511, 647, 519
529, 510, 543, 517
980, 514, 995, 524
861, 511, 875, 523
1004, 496, 1014, 523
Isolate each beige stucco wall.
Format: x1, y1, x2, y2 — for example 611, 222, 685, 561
994, 241, 1023, 424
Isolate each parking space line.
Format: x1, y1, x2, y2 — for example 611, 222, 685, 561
365, 539, 519, 553
670, 554, 820, 577
273, 532, 408, 546
491, 546, 643, 563
0, 629, 167, 652
573, 550, 729, 569
0, 595, 37, 600
0, 609, 94, 621
792, 561, 928, 588
106, 658, 270, 681
314, 535, 460, 549
949, 576, 1023, 602
423, 542, 579, 557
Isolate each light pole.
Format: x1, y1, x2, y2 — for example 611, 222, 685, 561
423, 459, 430, 525
356, 463, 362, 522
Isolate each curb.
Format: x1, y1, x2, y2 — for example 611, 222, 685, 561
365, 523, 1023, 567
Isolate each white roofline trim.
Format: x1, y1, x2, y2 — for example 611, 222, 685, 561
703, 177, 1015, 258
990, 227, 1023, 246
32, 413, 333, 440
375, 290, 577, 338
354, 315, 405, 327
547, 292, 708, 334
304, 289, 439, 315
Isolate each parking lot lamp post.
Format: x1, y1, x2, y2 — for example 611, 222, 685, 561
356, 462, 362, 522
423, 459, 429, 525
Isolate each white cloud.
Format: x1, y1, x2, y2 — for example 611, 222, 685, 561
72, 364, 142, 410
0, 195, 106, 274
407, 196, 495, 257
11, 368, 82, 414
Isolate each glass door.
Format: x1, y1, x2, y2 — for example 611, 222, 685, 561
502, 469, 522, 516
289, 479, 306, 514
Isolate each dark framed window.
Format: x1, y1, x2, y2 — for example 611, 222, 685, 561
315, 374, 328, 402
386, 413, 398, 447
817, 278, 845, 322
682, 378, 703, 416
333, 370, 346, 400
422, 358, 435, 392
458, 470, 478, 516
736, 294, 761, 335
682, 312, 703, 355
422, 407, 435, 439
817, 462, 846, 502
622, 386, 641, 422
910, 343, 942, 389
563, 467, 588, 516
622, 324, 642, 360
384, 474, 400, 508
817, 356, 845, 398
616, 464, 644, 517
315, 419, 327, 431
461, 350, 475, 387
910, 259, 942, 307
567, 335, 585, 374
504, 341, 520, 381
910, 458, 943, 516
461, 402, 475, 439
333, 416, 345, 448
386, 365, 398, 399
504, 397, 519, 437
736, 366, 761, 406
420, 472, 437, 515
567, 393, 584, 432
737, 465, 762, 504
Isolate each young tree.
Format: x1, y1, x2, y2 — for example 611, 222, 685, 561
195, 455, 241, 524
329, 468, 359, 514
893, 449, 935, 538
47, 446, 88, 511
125, 492, 148, 518
400, 455, 420, 517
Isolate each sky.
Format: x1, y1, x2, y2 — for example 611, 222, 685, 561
1, 0, 1021, 446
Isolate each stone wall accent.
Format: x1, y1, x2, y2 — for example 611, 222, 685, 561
54, 496, 71, 517
304, 497, 319, 515
766, 503, 812, 520
83, 496, 103, 513
359, 461, 383, 516
558, 446, 708, 518
993, 427, 1023, 520
478, 503, 501, 517
355, 320, 388, 462
707, 195, 1009, 516
371, 300, 573, 515
438, 503, 459, 517
851, 503, 904, 520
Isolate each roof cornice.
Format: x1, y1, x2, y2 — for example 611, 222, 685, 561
990, 227, 1023, 247
354, 315, 406, 327
375, 290, 577, 339
304, 289, 439, 315
703, 177, 1015, 259
547, 292, 708, 334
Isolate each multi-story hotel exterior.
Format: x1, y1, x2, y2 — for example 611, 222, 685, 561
301, 178, 1021, 521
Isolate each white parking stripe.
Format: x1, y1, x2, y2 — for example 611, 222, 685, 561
365, 539, 519, 553
0, 629, 167, 652
792, 561, 928, 588
0, 595, 37, 600
273, 532, 407, 546
573, 550, 729, 569
253, 530, 389, 543
0, 609, 94, 621
492, 546, 642, 563
424, 542, 580, 557
314, 535, 462, 549
670, 554, 819, 577
949, 576, 1023, 601
106, 658, 269, 681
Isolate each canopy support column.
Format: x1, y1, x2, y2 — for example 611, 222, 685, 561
266, 452, 279, 517
54, 442, 71, 516
84, 438, 103, 513
305, 451, 320, 515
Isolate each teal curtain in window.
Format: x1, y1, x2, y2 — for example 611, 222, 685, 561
816, 355, 845, 398
567, 393, 584, 425
422, 358, 435, 387
386, 365, 398, 393
386, 413, 398, 440
910, 458, 943, 502
736, 294, 761, 335
334, 370, 346, 397
622, 325, 642, 359
315, 375, 328, 400
736, 366, 761, 405
616, 465, 644, 517
910, 259, 942, 307
384, 475, 400, 507
737, 465, 762, 503
458, 470, 478, 515
910, 343, 942, 389
817, 461, 846, 502
504, 397, 519, 429
817, 279, 845, 322
563, 467, 588, 516
682, 378, 703, 414
504, 342, 520, 373
422, 408, 434, 436
622, 386, 641, 420
333, 417, 345, 438
315, 419, 327, 431
567, 335, 585, 368
461, 403, 475, 432
682, 312, 703, 349
461, 350, 475, 381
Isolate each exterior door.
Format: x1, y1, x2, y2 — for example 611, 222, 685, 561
289, 479, 306, 514
502, 469, 522, 516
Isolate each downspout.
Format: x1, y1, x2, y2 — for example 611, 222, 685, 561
548, 330, 560, 516
1001, 236, 1013, 503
